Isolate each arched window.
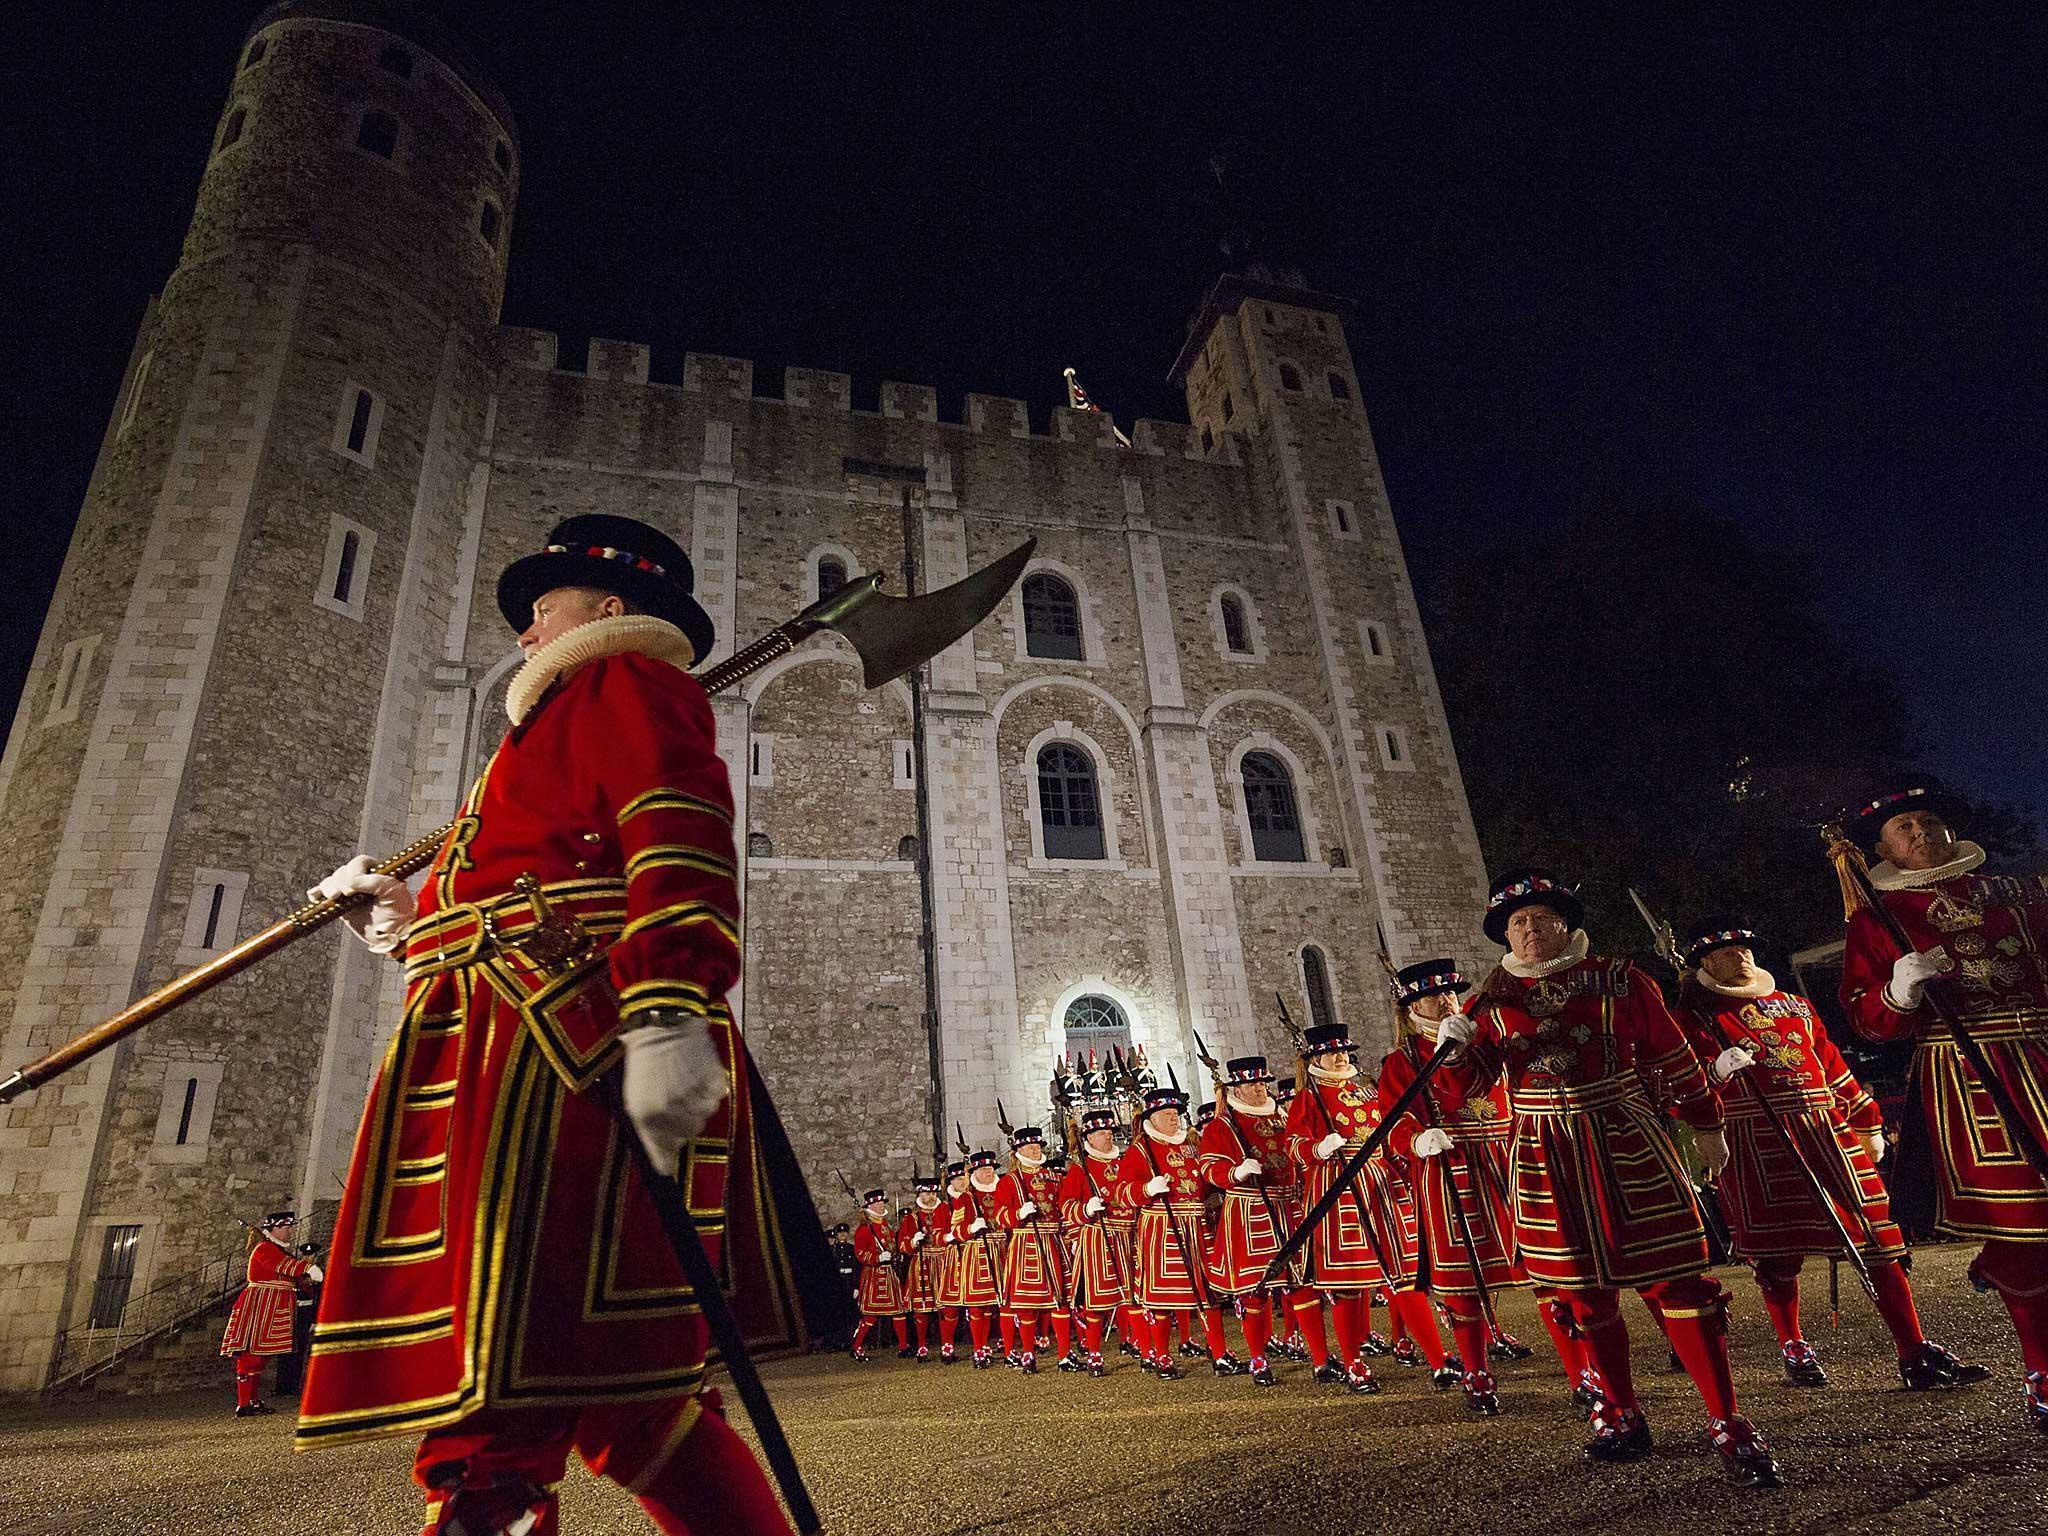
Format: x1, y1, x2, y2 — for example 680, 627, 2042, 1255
1021, 573, 1082, 660
1037, 744, 1104, 859
1242, 751, 1306, 862
357, 111, 399, 159
242, 39, 268, 69
1220, 594, 1250, 654
817, 556, 847, 600
1327, 372, 1351, 401
479, 200, 501, 246
896, 834, 920, 863
218, 108, 247, 152
1278, 362, 1303, 392
1302, 945, 1337, 1032
379, 43, 414, 78
747, 831, 773, 858
1063, 993, 1132, 1055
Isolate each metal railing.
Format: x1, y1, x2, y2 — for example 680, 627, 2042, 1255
48, 1250, 243, 1392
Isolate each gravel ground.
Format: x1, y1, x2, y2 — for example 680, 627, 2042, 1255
2, 1245, 2042, 1536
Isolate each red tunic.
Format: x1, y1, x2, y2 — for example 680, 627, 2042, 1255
1111, 1133, 1211, 1309
221, 1238, 316, 1357
1196, 1104, 1292, 1295
297, 649, 767, 1450
897, 1204, 945, 1311
1840, 865, 2048, 1242
852, 1216, 907, 1316
992, 1161, 1067, 1308
1283, 1075, 1410, 1291
1378, 1045, 1522, 1297
1057, 1152, 1129, 1309
947, 1182, 1008, 1308
1680, 984, 1905, 1263
1444, 954, 1720, 1289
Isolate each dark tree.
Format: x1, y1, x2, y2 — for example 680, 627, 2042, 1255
1426, 488, 2037, 960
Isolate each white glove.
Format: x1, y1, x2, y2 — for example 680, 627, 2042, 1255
1144, 1174, 1171, 1198
1315, 1131, 1346, 1160
618, 1015, 729, 1175
305, 1263, 325, 1284
309, 855, 415, 954
1433, 1013, 1476, 1051
1016, 1199, 1038, 1221
1710, 1045, 1757, 1084
1695, 1128, 1731, 1178
1886, 948, 1950, 1010
1859, 1128, 1887, 1163
911, 1230, 927, 1247
1232, 1157, 1262, 1183
968, 1217, 988, 1236
1411, 1127, 1454, 1159
1084, 1195, 1106, 1219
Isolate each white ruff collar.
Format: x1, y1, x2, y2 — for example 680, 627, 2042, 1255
1697, 967, 1777, 999
1143, 1123, 1188, 1146
1014, 1155, 1046, 1172
1308, 1062, 1357, 1083
1870, 842, 1986, 891
1225, 1091, 1277, 1117
969, 1173, 999, 1193
505, 614, 697, 725
1502, 928, 1590, 978
1085, 1143, 1120, 1163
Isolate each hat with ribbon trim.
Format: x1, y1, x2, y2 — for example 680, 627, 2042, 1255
497, 513, 716, 663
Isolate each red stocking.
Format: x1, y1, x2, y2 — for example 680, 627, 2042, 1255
940, 1308, 960, 1355
1443, 1298, 1489, 1375
1976, 1239, 2048, 1375
1294, 1294, 1331, 1369
1751, 1256, 1805, 1347
998, 1311, 1018, 1356
1330, 1292, 1366, 1365
1651, 1278, 1738, 1421
1240, 1296, 1273, 1363
1565, 1288, 1639, 1413
632, 1400, 796, 1536
234, 1352, 262, 1409
1082, 1312, 1105, 1355
910, 1313, 927, 1351
1391, 1291, 1447, 1368
1536, 1292, 1588, 1389
1201, 1308, 1230, 1361
967, 1309, 991, 1356
850, 1320, 872, 1353
1052, 1309, 1073, 1359
1147, 1311, 1176, 1362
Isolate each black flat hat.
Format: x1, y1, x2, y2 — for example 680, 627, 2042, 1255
1683, 921, 1763, 969
1483, 867, 1585, 945
1393, 959, 1470, 1007
1846, 783, 1968, 852
498, 514, 716, 664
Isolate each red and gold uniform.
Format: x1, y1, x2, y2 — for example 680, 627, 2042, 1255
1057, 1118, 1131, 1372
1196, 1057, 1309, 1382
1112, 1090, 1226, 1374
990, 1134, 1071, 1368
1445, 870, 1777, 1481
298, 515, 815, 1535
930, 1163, 971, 1361
949, 1159, 1009, 1366
897, 1182, 946, 1358
221, 1221, 319, 1413
848, 1202, 908, 1360
1836, 793, 2048, 1421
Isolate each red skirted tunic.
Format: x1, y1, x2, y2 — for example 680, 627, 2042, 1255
897, 1204, 945, 1311
1443, 954, 1720, 1290
1840, 865, 2048, 1242
852, 1216, 907, 1316
1680, 984, 1905, 1263
297, 651, 760, 1450
948, 1183, 1008, 1308
1197, 1104, 1292, 1295
1283, 1075, 1411, 1291
1378, 1044, 1522, 1297
1111, 1133, 1212, 1309
1057, 1152, 1129, 1309
993, 1161, 1067, 1308
221, 1238, 317, 1357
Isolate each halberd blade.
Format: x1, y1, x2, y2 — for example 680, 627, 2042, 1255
830, 539, 1035, 690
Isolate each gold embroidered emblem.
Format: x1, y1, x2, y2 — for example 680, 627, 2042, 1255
1526, 978, 1571, 1019
1925, 891, 1984, 934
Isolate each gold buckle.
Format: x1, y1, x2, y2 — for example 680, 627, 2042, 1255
482, 874, 595, 977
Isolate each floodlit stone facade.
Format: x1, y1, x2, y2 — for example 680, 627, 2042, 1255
0, 1, 1490, 1391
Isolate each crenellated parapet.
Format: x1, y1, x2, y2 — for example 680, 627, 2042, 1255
682, 352, 753, 399
587, 338, 649, 383
784, 366, 852, 411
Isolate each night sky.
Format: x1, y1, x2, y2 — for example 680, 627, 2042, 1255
9, 4, 2043, 826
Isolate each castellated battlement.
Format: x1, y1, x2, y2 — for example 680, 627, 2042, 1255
490, 324, 1216, 461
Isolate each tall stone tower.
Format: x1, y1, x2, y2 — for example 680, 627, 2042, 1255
0, 1, 516, 1392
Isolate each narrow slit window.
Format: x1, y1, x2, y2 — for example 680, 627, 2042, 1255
1221, 595, 1250, 653
316, 516, 374, 620
199, 883, 227, 949
479, 200, 501, 246
174, 1078, 199, 1145
1303, 946, 1336, 1031
117, 349, 154, 438
1222, 393, 1235, 422
1279, 362, 1303, 392
346, 389, 374, 454
494, 140, 512, 173
1200, 426, 1214, 455
1328, 372, 1351, 400
218, 107, 247, 153
243, 39, 268, 69
333, 530, 360, 604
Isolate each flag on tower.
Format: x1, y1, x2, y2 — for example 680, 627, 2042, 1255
1062, 367, 1133, 448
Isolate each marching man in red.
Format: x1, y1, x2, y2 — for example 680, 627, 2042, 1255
897, 1173, 946, 1361
1378, 962, 1562, 1416
849, 1188, 909, 1362
1837, 784, 2048, 1432
1678, 919, 1986, 1391
950, 1150, 1010, 1369
220, 1209, 322, 1418
295, 515, 797, 1536
1284, 1021, 1432, 1394
932, 1160, 970, 1363
991, 1126, 1071, 1373
1113, 1086, 1225, 1379
1057, 1107, 1131, 1377
1436, 869, 1781, 1486
1197, 1056, 1295, 1386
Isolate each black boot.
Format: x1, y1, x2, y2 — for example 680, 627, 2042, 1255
1432, 1364, 1461, 1392
1346, 1365, 1381, 1395
1087, 1355, 1107, 1379
1463, 1369, 1502, 1416
1709, 1416, 1784, 1489
2026, 1370, 2048, 1432
1490, 1330, 1535, 1360
1212, 1352, 1244, 1377
1780, 1340, 1828, 1388
1251, 1360, 1278, 1387
1156, 1361, 1183, 1381
1583, 1404, 1653, 1464
233, 1401, 272, 1418
1313, 1360, 1349, 1386
1898, 1340, 1993, 1390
